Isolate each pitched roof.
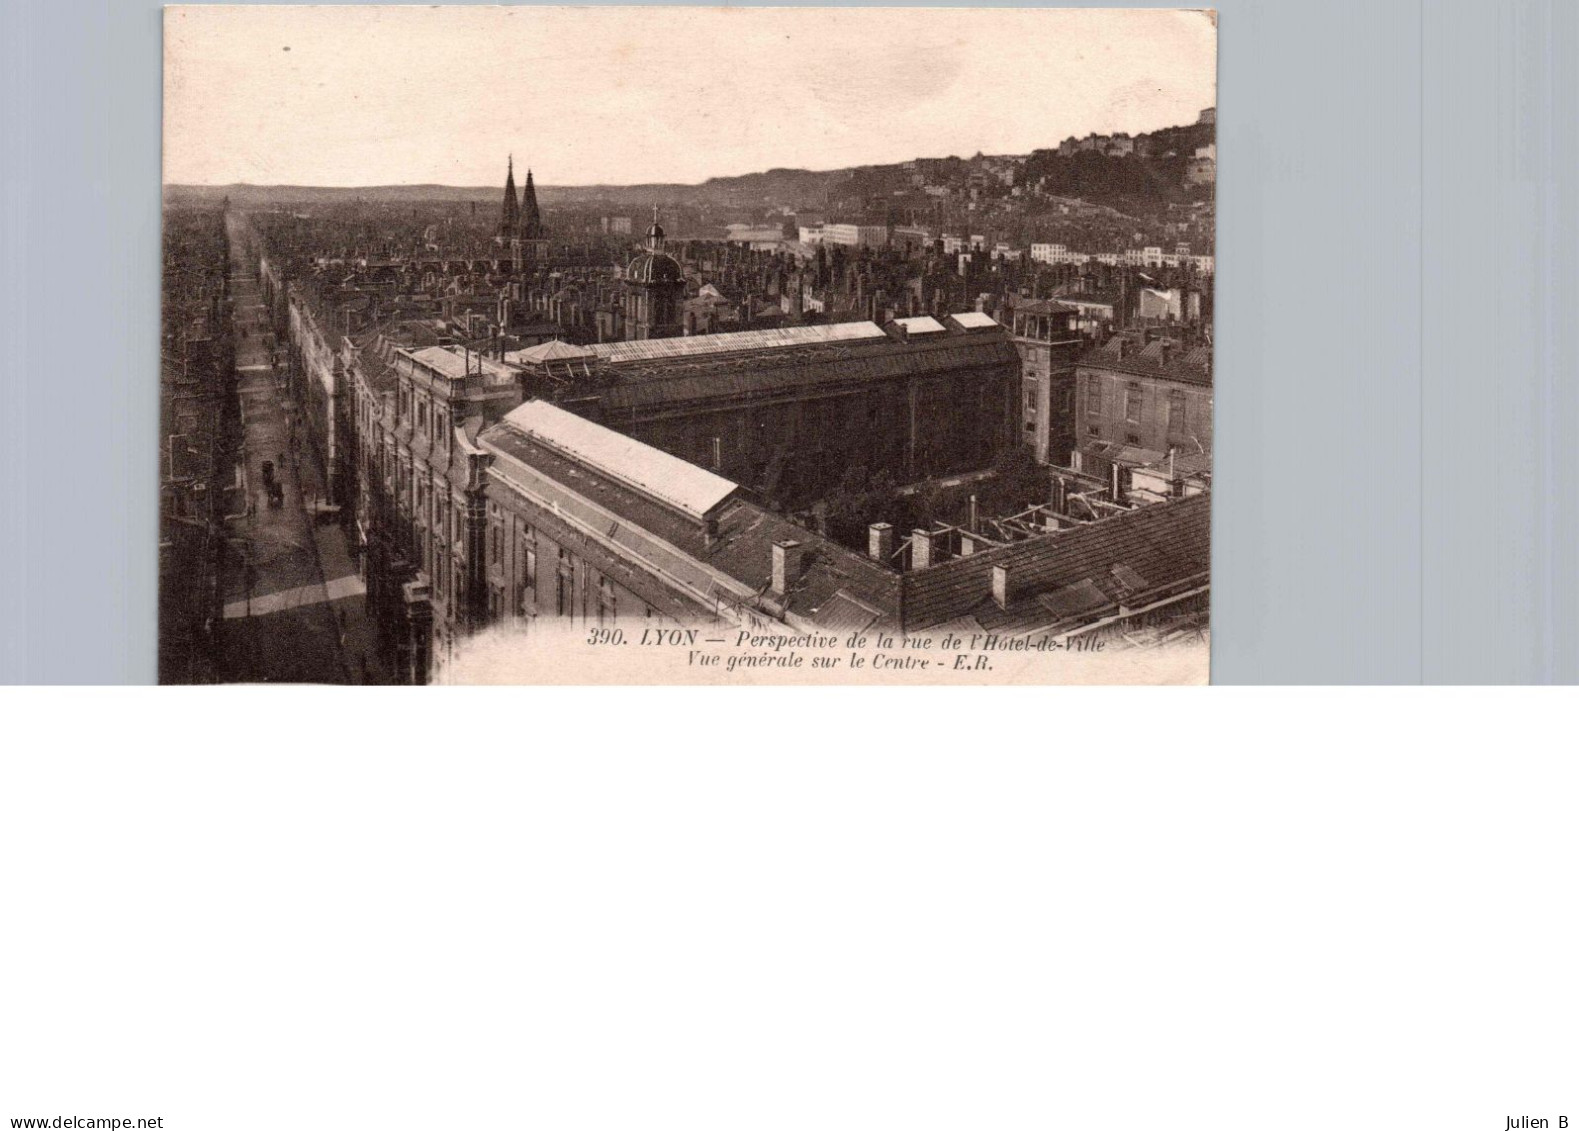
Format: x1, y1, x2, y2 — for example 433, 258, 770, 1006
506, 339, 594, 364
1079, 338, 1213, 387
892, 315, 947, 336
809, 591, 884, 634
479, 419, 900, 625
902, 495, 1210, 632
500, 400, 739, 522
588, 321, 888, 365
1014, 298, 1080, 316
403, 345, 517, 385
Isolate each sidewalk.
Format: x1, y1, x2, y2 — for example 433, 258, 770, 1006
217, 263, 389, 684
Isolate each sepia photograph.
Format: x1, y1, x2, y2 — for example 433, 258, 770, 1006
160, 6, 1217, 684
10, 2, 1579, 1129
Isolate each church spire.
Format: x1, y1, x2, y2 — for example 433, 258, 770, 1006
520, 168, 543, 240
498, 156, 520, 241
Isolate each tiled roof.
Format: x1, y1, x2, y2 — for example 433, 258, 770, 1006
1038, 578, 1114, 620
1079, 339, 1213, 388
902, 494, 1210, 632
809, 591, 884, 634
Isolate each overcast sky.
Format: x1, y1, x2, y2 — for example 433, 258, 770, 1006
164, 6, 1216, 187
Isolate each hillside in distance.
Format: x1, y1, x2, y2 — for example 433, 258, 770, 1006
164, 166, 847, 211
165, 113, 1214, 223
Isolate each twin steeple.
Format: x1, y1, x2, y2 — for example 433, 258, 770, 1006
497, 156, 544, 243
520, 168, 543, 241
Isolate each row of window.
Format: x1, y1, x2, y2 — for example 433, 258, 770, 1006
1083, 375, 1191, 433
396, 381, 456, 454
487, 509, 663, 627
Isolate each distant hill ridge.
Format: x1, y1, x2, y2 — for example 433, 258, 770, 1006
164, 112, 1214, 211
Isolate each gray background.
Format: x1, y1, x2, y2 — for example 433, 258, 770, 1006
1, 0, 1572, 684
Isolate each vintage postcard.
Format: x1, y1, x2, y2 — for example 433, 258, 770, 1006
161, 6, 1216, 685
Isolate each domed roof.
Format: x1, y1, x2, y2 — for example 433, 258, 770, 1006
627, 250, 684, 286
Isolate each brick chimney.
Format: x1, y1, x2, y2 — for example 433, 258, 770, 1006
991, 565, 1013, 610
771, 540, 805, 596
868, 522, 894, 562
910, 529, 936, 570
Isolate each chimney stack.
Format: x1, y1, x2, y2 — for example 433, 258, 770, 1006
910, 529, 936, 570
771, 540, 804, 597
991, 565, 1013, 610
868, 522, 894, 562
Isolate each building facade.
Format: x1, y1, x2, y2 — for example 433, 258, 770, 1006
1072, 336, 1214, 463
508, 315, 1022, 510
475, 399, 1210, 647
348, 342, 524, 681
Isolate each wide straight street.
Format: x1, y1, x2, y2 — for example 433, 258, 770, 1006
217, 243, 388, 684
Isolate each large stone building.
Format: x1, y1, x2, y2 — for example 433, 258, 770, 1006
251, 155, 1210, 679
474, 400, 1210, 647
478, 400, 897, 633
276, 283, 1026, 676
284, 314, 1205, 680
1070, 335, 1213, 489
506, 312, 1022, 510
